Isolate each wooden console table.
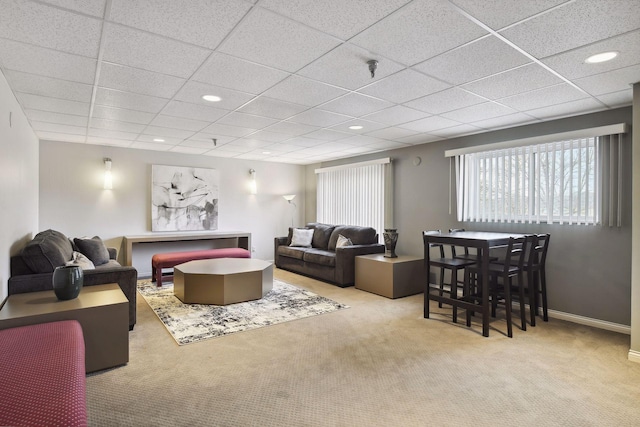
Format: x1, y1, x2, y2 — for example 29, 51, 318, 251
122, 231, 251, 266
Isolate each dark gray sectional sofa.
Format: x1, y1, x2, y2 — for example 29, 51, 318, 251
8, 229, 138, 330
274, 222, 385, 287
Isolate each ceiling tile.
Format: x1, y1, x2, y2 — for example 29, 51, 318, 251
37, 131, 86, 143
449, 0, 567, 30
289, 109, 352, 127
237, 96, 308, 120
38, 0, 107, 17
193, 52, 288, 94
430, 124, 483, 138
361, 105, 428, 126
169, 146, 209, 155
91, 105, 156, 125
574, 64, 640, 96
102, 23, 212, 78
129, 141, 173, 151
141, 125, 194, 139
461, 63, 563, 99
286, 136, 327, 148
218, 8, 341, 72
262, 121, 319, 136
149, 115, 209, 132
0, 38, 96, 84
470, 112, 539, 130
365, 126, 419, 140
245, 130, 292, 143
397, 133, 442, 145
500, 0, 640, 58
363, 140, 409, 150
24, 109, 88, 127
17, 93, 89, 116
259, 0, 412, 40
413, 35, 531, 85
161, 100, 228, 122
109, 0, 252, 49
216, 112, 279, 129
31, 121, 86, 135
88, 128, 138, 140
201, 123, 258, 138
136, 135, 183, 145
499, 83, 590, 111
404, 88, 486, 114
358, 69, 450, 103
597, 89, 633, 108
0, 0, 102, 57
181, 135, 236, 148
441, 102, 517, 122
202, 149, 242, 158
98, 63, 185, 99
399, 115, 462, 133
304, 129, 351, 141
542, 30, 640, 80
6, 71, 92, 102
338, 134, 387, 147
298, 43, 405, 90
524, 98, 605, 120
320, 93, 394, 117
174, 81, 254, 111
85, 137, 133, 147
262, 75, 348, 107
351, 0, 487, 66
330, 118, 388, 134
90, 118, 145, 133
94, 87, 168, 113
228, 138, 273, 149
265, 143, 303, 153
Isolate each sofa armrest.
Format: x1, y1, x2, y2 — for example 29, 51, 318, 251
108, 247, 117, 260
274, 236, 288, 267
334, 243, 385, 286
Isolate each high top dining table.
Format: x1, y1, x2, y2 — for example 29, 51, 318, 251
423, 230, 526, 337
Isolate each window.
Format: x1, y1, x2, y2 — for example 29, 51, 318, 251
449, 125, 626, 226
316, 158, 392, 239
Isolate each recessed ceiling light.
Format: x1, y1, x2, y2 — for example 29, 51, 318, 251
262, 151, 271, 155
202, 95, 222, 102
585, 51, 618, 64
349, 125, 363, 130
153, 138, 165, 142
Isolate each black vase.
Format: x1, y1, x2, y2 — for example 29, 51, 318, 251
383, 229, 398, 258
52, 265, 84, 300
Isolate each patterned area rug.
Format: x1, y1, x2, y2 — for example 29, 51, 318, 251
137, 279, 349, 345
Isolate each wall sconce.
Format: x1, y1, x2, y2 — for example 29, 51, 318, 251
249, 169, 257, 195
103, 158, 113, 190
283, 194, 296, 226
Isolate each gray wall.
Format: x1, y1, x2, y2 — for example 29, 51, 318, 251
310, 107, 633, 327
0, 70, 39, 301
38, 141, 306, 277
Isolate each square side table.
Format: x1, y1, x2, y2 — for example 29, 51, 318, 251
355, 254, 425, 299
0, 283, 129, 373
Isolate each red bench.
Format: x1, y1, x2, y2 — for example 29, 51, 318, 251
0, 320, 87, 427
151, 247, 251, 287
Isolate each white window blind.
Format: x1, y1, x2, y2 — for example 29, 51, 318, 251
316, 159, 392, 239
454, 132, 624, 226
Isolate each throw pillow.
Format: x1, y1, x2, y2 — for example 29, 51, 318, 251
289, 228, 314, 247
21, 229, 74, 273
66, 251, 96, 270
336, 234, 353, 248
74, 236, 110, 266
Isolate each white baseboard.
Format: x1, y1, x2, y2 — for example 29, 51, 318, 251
546, 308, 630, 335
628, 350, 640, 364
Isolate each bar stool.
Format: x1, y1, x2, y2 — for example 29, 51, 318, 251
423, 230, 477, 323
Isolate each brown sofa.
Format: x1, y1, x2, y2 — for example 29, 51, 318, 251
274, 223, 385, 287
8, 229, 138, 330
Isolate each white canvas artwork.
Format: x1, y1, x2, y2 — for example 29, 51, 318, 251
151, 165, 219, 231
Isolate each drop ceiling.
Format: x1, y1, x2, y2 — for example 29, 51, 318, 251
1, 0, 638, 165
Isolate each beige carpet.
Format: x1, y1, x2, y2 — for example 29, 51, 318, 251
86, 269, 640, 426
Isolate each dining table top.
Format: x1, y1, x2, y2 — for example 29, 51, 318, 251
423, 230, 527, 247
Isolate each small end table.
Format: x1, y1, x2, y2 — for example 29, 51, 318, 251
0, 283, 129, 373
355, 254, 425, 299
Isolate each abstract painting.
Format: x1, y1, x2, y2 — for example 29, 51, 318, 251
151, 165, 219, 231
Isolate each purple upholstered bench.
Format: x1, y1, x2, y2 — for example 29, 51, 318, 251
0, 320, 87, 427
151, 247, 251, 287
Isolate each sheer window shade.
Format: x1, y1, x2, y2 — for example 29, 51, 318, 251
454, 133, 625, 226
316, 159, 391, 239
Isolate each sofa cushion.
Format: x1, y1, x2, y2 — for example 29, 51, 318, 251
74, 236, 110, 266
277, 245, 307, 260
21, 229, 73, 274
328, 226, 378, 250
307, 223, 336, 250
302, 249, 336, 267
290, 228, 314, 247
